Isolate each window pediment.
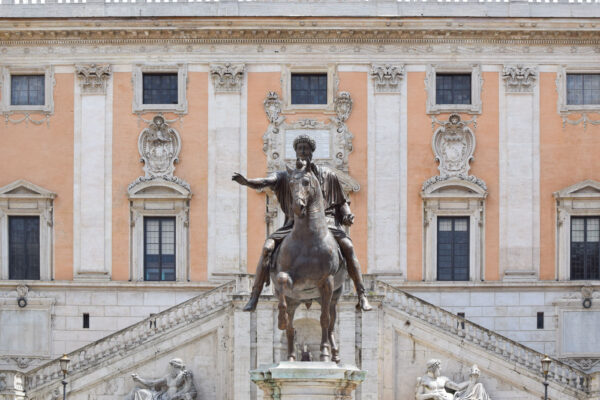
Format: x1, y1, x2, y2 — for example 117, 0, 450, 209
0, 180, 56, 200
554, 180, 600, 199
128, 178, 191, 200
422, 177, 487, 199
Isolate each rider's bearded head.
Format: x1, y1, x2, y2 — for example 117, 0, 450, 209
293, 135, 316, 162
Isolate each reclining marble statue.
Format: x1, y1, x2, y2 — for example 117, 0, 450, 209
232, 134, 371, 362
415, 359, 491, 400
126, 358, 197, 400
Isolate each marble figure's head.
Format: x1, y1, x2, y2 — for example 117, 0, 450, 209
169, 358, 185, 376
426, 359, 442, 377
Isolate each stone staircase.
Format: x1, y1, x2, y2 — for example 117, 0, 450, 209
4, 277, 596, 399
370, 279, 592, 399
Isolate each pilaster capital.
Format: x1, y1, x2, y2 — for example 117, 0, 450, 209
370, 64, 404, 93
502, 64, 537, 93
76, 64, 112, 94
210, 63, 245, 93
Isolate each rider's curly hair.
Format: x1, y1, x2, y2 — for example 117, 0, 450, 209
293, 134, 316, 152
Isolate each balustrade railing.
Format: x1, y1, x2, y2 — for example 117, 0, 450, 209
26, 280, 236, 393
371, 279, 590, 394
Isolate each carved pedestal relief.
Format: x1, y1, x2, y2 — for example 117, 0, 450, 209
422, 114, 487, 281
128, 115, 191, 282
262, 91, 360, 234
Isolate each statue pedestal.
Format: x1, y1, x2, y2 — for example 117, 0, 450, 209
250, 361, 366, 399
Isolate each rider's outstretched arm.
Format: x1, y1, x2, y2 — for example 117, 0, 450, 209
232, 173, 278, 190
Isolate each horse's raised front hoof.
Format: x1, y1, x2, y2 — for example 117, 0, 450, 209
242, 297, 258, 312
320, 345, 331, 362
357, 295, 373, 312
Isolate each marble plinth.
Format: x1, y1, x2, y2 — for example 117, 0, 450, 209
249, 361, 366, 399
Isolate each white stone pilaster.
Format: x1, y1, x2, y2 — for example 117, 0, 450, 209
207, 64, 247, 278
338, 301, 356, 366
499, 65, 539, 281
256, 303, 275, 400
233, 305, 252, 400
368, 65, 406, 279
360, 302, 381, 400
73, 65, 112, 280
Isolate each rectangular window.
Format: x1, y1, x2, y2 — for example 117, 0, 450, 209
11, 75, 45, 106
144, 217, 176, 281
570, 216, 600, 280
537, 312, 544, 329
436, 74, 471, 105
567, 74, 600, 105
8, 216, 40, 280
291, 73, 327, 105
437, 217, 469, 281
142, 73, 178, 105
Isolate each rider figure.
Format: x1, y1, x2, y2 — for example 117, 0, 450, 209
232, 134, 372, 312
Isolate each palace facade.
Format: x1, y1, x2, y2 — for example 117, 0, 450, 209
0, 1, 600, 399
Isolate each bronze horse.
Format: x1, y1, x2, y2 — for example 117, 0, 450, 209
272, 160, 346, 363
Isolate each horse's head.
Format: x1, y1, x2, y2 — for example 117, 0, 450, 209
287, 159, 320, 219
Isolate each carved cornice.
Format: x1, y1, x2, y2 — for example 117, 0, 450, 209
502, 64, 537, 93
210, 63, 245, 92
1, 19, 600, 46
76, 64, 111, 94
370, 64, 404, 93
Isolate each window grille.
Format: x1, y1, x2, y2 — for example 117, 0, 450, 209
9, 216, 40, 280
567, 74, 600, 105
435, 74, 471, 105
144, 217, 176, 281
291, 73, 327, 105
437, 216, 470, 281
570, 216, 600, 280
142, 73, 178, 105
11, 75, 45, 106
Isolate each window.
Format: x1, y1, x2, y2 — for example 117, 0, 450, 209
436, 74, 471, 105
425, 64, 482, 114
143, 73, 178, 105
11, 75, 45, 106
144, 217, 176, 281
0, 180, 55, 281
437, 217, 470, 281
0, 66, 54, 115
282, 65, 337, 111
291, 73, 327, 105
570, 217, 600, 280
132, 64, 187, 113
554, 180, 600, 280
8, 216, 40, 280
567, 74, 600, 106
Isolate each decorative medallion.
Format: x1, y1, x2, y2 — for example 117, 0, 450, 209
423, 114, 486, 191
502, 65, 537, 93
128, 115, 189, 191
210, 63, 245, 92
370, 64, 404, 93
75, 64, 111, 94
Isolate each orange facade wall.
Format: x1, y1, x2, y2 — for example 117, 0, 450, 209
339, 72, 368, 272
246, 72, 279, 273
111, 72, 209, 281
406, 72, 499, 281
0, 73, 74, 280
539, 72, 600, 280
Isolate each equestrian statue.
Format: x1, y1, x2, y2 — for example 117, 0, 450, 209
232, 134, 371, 363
